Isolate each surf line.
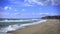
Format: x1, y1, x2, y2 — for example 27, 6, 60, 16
0, 20, 47, 33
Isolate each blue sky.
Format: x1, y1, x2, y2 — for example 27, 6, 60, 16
0, 0, 60, 18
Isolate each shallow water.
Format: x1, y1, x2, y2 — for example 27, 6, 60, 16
0, 19, 47, 33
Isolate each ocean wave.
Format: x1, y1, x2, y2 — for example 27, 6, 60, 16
0, 20, 47, 33
0, 19, 32, 22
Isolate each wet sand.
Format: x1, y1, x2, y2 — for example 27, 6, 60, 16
11, 19, 60, 34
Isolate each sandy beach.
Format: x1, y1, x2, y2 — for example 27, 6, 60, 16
11, 19, 60, 34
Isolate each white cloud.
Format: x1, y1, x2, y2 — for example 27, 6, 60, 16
24, 0, 47, 6
4, 6, 12, 10
24, 3, 33, 6
39, 13, 49, 15
14, 9, 17, 11
24, 0, 60, 6
14, 13, 19, 15
24, 0, 34, 6
4, 6, 8, 10
21, 9, 26, 11
4, 13, 10, 15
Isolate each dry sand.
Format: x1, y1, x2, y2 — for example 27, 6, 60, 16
11, 19, 60, 34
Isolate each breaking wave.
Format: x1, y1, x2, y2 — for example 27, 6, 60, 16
0, 19, 47, 33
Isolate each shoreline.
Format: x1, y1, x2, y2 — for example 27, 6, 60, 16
11, 19, 59, 34
0, 19, 47, 33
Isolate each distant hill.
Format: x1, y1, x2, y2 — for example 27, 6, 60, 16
41, 15, 60, 19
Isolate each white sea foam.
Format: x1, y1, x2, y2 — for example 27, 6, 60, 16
0, 19, 31, 22
0, 20, 47, 33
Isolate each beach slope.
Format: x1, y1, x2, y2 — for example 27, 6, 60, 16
11, 19, 60, 34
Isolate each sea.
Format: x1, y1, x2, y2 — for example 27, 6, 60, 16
0, 19, 47, 34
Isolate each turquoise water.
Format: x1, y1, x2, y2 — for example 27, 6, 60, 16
0, 19, 47, 33
0, 19, 40, 27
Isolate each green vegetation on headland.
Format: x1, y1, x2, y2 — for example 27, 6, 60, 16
41, 15, 60, 19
